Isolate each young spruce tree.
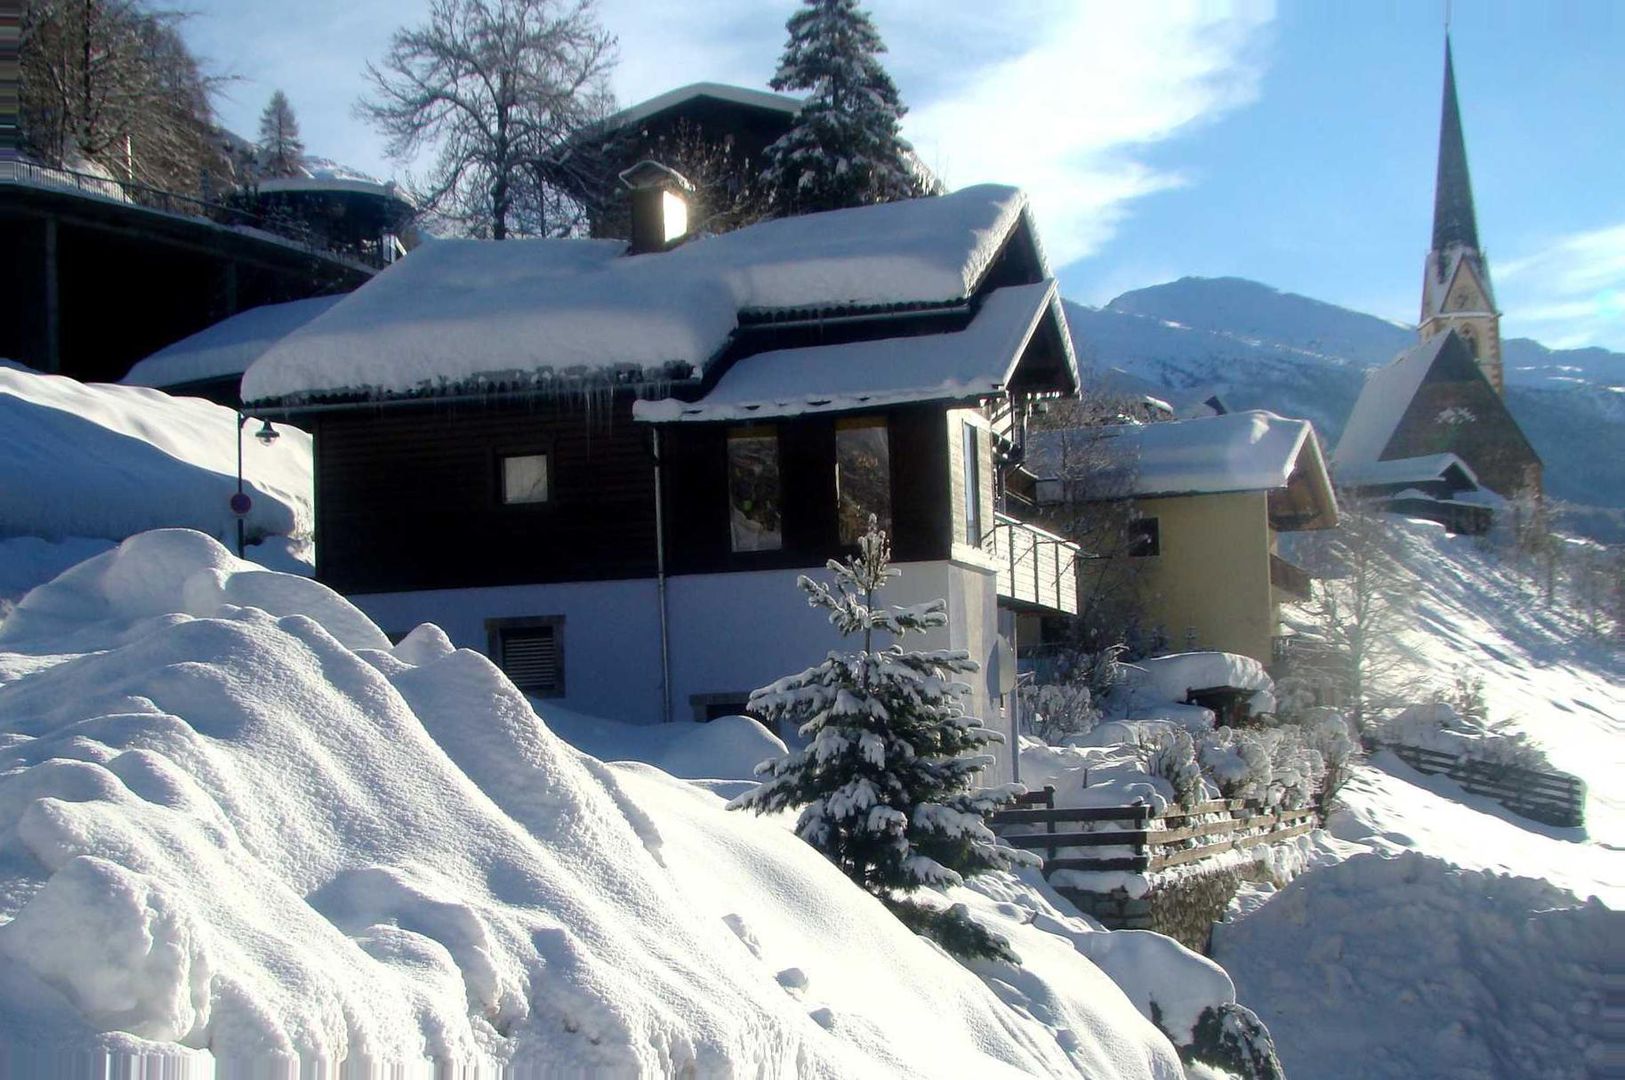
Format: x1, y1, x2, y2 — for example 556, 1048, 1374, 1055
258, 90, 305, 178
729, 518, 1033, 960
760, 0, 931, 215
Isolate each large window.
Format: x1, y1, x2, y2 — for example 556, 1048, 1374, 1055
501, 453, 549, 504
727, 426, 782, 552
962, 421, 982, 548
486, 616, 564, 695
836, 417, 891, 544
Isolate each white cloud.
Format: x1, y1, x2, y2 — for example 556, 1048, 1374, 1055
899, 0, 1276, 268
1497, 223, 1625, 351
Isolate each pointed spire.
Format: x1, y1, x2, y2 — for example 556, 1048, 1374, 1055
1432, 37, 1480, 254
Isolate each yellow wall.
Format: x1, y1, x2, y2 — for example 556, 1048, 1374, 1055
1133, 491, 1277, 663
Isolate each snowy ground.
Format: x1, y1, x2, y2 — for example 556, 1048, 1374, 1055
1213, 516, 1621, 1079
0, 530, 1214, 1078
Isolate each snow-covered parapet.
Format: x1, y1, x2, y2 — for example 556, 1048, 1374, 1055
122, 297, 342, 390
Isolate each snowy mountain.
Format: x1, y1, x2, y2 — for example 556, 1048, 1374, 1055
1064, 278, 1625, 540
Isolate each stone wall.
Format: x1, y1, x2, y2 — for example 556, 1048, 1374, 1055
1059, 860, 1267, 953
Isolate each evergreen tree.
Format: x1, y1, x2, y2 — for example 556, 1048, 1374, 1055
760, 0, 931, 216
257, 90, 305, 178
729, 518, 1033, 959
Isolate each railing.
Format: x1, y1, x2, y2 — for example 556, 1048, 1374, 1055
992, 512, 1079, 614
1, 158, 393, 269
993, 791, 1318, 874
1381, 742, 1586, 828
1269, 552, 1313, 600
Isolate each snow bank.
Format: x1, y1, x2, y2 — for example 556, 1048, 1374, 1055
0, 529, 1183, 1077
1213, 851, 1613, 1079
1118, 652, 1276, 715
542, 705, 788, 782
242, 185, 1029, 403
0, 364, 310, 547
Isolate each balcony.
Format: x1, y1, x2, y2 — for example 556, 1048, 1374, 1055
992, 513, 1079, 614
1269, 553, 1313, 600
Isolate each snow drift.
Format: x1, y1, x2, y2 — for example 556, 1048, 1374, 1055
0, 530, 1183, 1077
0, 363, 310, 548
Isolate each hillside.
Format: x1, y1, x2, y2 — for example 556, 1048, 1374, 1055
1063, 278, 1625, 540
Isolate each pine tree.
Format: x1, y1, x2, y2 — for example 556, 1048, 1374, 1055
258, 90, 305, 178
760, 0, 931, 216
729, 518, 1033, 959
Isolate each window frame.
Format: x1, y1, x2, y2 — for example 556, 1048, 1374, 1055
962, 420, 983, 548
496, 447, 553, 507
834, 415, 893, 546
485, 614, 566, 696
1127, 517, 1161, 558
726, 424, 784, 553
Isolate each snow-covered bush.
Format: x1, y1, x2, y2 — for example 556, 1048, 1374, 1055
1300, 708, 1357, 809
1378, 701, 1552, 772
1021, 680, 1101, 743
1143, 730, 1203, 809
1196, 728, 1271, 802
729, 519, 1035, 960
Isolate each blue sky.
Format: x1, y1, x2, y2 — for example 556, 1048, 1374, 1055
183, 1, 1624, 353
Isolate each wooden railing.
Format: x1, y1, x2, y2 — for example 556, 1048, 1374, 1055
1269, 553, 1313, 600
1382, 742, 1586, 828
992, 513, 1079, 614
994, 789, 1318, 874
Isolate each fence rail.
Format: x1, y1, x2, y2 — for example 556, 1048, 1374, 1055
994, 788, 1317, 874
1381, 742, 1585, 828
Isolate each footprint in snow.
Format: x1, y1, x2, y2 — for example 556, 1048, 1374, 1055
808, 1006, 836, 1030
722, 913, 762, 959
776, 967, 809, 997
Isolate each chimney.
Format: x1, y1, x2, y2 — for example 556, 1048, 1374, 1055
618, 160, 694, 255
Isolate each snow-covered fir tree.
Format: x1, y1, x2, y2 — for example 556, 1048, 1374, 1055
257, 90, 305, 178
729, 518, 1033, 959
760, 0, 931, 215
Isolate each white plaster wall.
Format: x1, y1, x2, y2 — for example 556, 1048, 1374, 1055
348, 558, 1010, 779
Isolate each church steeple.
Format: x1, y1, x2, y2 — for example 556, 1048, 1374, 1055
1432, 38, 1480, 254
1420, 35, 1503, 396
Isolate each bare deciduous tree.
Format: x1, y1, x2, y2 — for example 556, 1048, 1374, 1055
358, 0, 616, 240
19, 0, 225, 193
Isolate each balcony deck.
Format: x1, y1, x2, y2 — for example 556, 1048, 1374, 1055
992, 512, 1079, 614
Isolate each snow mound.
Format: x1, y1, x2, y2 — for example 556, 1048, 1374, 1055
0, 529, 1182, 1076
1213, 851, 1613, 1079
0, 364, 310, 548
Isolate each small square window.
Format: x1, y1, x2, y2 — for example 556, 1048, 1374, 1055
487, 616, 564, 695
501, 453, 549, 504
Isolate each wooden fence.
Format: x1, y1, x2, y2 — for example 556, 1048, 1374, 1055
993, 787, 1318, 875
1382, 742, 1586, 828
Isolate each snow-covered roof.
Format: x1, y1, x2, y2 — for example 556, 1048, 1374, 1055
1333, 330, 1454, 470
634, 280, 1061, 423
1030, 411, 1322, 498
243, 184, 1035, 404
1335, 452, 1479, 490
123, 296, 344, 389
602, 82, 801, 133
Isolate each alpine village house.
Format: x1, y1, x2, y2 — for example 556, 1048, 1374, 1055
242, 181, 1082, 783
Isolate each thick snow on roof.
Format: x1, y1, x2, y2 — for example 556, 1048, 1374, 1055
1031, 411, 1316, 498
603, 82, 801, 132
122, 297, 343, 389
0, 362, 309, 545
0, 529, 1185, 1076
1334, 452, 1479, 489
1332, 330, 1453, 470
635, 280, 1057, 422
242, 185, 1031, 404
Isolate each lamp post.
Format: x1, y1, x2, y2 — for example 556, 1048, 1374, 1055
233, 412, 280, 557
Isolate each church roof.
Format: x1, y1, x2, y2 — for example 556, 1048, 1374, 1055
1432, 38, 1481, 255
1333, 330, 1455, 471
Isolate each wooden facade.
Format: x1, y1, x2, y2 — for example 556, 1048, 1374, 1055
311, 392, 988, 596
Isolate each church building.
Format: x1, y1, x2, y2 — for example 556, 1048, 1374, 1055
1335, 39, 1541, 509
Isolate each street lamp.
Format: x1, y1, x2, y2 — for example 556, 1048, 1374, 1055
233, 412, 280, 557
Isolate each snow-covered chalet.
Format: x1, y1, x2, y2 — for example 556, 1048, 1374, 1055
242, 183, 1083, 777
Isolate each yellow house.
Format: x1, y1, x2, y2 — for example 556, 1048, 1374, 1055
1029, 411, 1339, 666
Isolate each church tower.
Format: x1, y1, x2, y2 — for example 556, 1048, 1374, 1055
1419, 37, 1503, 395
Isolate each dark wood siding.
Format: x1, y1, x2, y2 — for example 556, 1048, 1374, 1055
662, 406, 954, 575
313, 393, 657, 593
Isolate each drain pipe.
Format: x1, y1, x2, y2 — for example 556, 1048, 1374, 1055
652, 427, 673, 724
